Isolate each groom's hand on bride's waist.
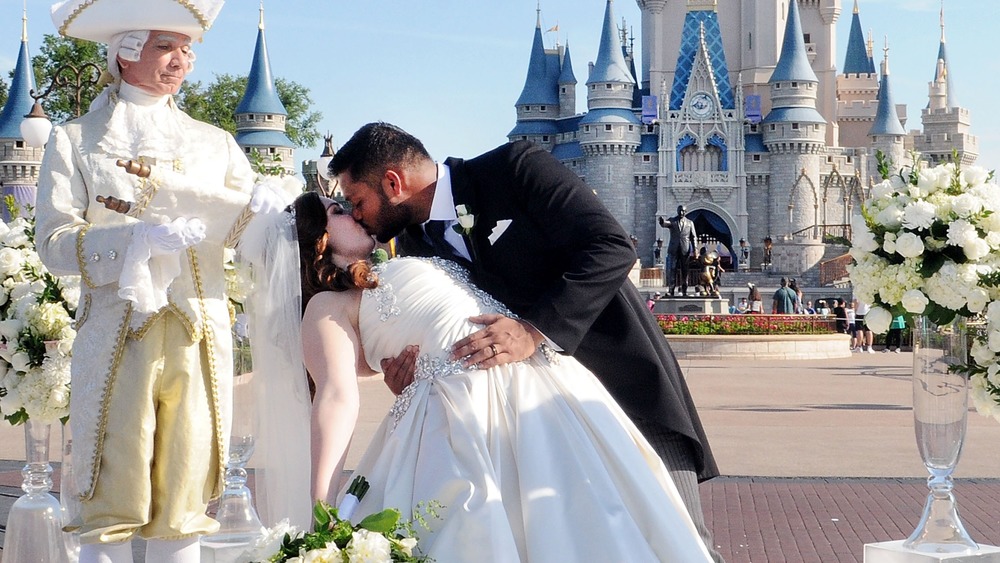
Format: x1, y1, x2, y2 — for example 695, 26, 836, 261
380, 345, 419, 396
451, 315, 543, 370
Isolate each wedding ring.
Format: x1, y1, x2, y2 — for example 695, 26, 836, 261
489, 344, 498, 358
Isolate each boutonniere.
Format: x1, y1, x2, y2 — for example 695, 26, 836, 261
453, 204, 475, 236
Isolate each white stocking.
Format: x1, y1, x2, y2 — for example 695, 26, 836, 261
79, 541, 134, 563
145, 537, 201, 563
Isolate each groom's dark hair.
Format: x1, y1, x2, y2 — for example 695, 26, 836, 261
330, 122, 432, 186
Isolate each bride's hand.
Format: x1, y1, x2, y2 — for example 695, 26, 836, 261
380, 345, 418, 395
451, 315, 542, 369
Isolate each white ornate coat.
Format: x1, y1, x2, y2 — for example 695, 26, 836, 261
34, 97, 255, 499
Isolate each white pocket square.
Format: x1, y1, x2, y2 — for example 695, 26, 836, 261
488, 219, 513, 245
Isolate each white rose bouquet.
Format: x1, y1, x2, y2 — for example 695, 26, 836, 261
238, 476, 439, 563
848, 155, 1000, 421
0, 205, 80, 425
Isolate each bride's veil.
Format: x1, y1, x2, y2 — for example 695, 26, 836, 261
238, 206, 312, 530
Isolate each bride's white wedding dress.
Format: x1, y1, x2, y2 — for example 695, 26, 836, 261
348, 257, 712, 562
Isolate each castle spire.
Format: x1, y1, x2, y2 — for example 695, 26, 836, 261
235, 0, 294, 173
932, 0, 956, 107
515, 6, 558, 106
587, 0, 633, 85
870, 38, 905, 136
0, 9, 36, 140
843, 0, 874, 75
770, 0, 818, 83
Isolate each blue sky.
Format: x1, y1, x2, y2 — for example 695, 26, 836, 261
1, 0, 997, 172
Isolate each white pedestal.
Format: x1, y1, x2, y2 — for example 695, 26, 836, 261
865, 541, 1000, 562
201, 539, 254, 563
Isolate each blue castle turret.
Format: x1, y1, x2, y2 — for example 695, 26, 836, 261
581, 0, 640, 235
869, 41, 906, 179
842, 0, 875, 76
509, 7, 560, 149
762, 0, 826, 239
0, 9, 44, 219
235, 2, 295, 175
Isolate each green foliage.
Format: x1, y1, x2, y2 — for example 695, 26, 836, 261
177, 73, 322, 148
874, 149, 892, 181
268, 500, 438, 562
31, 34, 105, 123
0, 76, 8, 109
248, 148, 286, 177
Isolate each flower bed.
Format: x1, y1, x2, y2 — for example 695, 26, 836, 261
657, 314, 837, 336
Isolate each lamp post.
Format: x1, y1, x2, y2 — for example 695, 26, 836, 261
19, 62, 103, 148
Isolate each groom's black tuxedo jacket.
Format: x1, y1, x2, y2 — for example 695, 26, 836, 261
398, 141, 718, 481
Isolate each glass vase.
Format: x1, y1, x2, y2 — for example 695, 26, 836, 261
202, 373, 264, 549
2, 420, 70, 562
903, 315, 978, 554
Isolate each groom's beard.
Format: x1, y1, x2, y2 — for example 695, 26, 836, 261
372, 192, 417, 244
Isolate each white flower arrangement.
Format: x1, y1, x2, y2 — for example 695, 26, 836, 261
848, 155, 1000, 421
0, 207, 80, 425
238, 477, 437, 563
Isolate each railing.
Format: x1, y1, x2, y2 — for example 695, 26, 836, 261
639, 267, 665, 287
789, 224, 852, 242
654, 313, 838, 335
819, 253, 853, 287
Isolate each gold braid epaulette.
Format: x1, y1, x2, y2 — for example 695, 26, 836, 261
223, 204, 256, 249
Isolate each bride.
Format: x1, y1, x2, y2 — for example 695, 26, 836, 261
245, 191, 712, 562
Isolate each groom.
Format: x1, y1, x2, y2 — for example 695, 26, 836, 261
331, 122, 721, 560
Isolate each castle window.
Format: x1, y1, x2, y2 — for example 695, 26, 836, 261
542, 135, 549, 142
606, 84, 612, 89
791, 123, 799, 130
643, 155, 651, 162
628, 125, 634, 132
561, 87, 566, 94
791, 82, 798, 88
803, 33, 810, 44
775, 83, 780, 89
646, 125, 654, 133
591, 85, 596, 91
525, 106, 531, 112
265, 115, 273, 121
749, 124, 758, 132
585, 125, 590, 132
540, 106, 546, 111
752, 154, 761, 162
814, 124, 820, 131
605, 124, 612, 132
15, 141, 24, 149
521, 136, 528, 141
769, 124, 776, 131
827, 156, 833, 163
269, 147, 276, 154
847, 156, 853, 163
748, 32, 752, 50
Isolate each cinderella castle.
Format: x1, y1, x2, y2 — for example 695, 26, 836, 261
0, 2, 295, 219
509, 0, 977, 281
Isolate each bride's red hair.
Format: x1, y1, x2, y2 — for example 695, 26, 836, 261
293, 191, 378, 308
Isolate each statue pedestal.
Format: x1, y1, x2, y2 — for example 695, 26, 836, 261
652, 297, 728, 315
864, 541, 1000, 563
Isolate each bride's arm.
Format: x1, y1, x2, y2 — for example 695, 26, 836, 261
302, 290, 363, 504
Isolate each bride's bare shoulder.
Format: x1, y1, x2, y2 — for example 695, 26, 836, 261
302, 290, 362, 324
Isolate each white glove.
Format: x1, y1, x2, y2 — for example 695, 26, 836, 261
250, 181, 287, 214
140, 217, 207, 256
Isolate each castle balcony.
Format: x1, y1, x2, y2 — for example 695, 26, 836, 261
672, 171, 731, 185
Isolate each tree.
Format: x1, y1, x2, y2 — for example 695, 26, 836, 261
0, 76, 8, 109
177, 73, 322, 148
30, 34, 105, 123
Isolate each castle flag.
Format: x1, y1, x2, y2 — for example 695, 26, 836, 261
745, 95, 762, 124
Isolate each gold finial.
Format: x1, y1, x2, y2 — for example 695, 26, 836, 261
866, 29, 874, 58
882, 36, 890, 75
853, 0, 859, 15
259, 0, 265, 30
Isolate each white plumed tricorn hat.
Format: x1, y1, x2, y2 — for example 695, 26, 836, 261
50, 0, 225, 43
